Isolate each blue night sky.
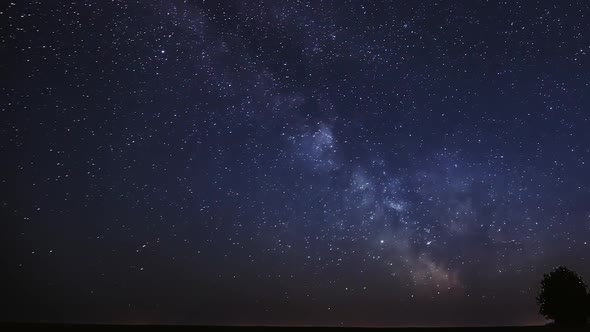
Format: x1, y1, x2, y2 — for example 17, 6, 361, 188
2, 0, 590, 327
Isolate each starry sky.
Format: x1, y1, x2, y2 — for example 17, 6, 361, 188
2, 0, 590, 327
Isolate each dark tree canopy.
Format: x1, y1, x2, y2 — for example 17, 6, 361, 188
536, 266, 589, 326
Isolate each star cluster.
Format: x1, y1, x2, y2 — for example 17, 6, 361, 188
2, 0, 590, 327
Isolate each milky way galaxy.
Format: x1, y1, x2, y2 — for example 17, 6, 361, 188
2, 0, 590, 327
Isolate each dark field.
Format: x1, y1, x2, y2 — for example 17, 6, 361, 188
0, 324, 588, 332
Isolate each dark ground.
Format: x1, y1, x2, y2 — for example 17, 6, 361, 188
0, 324, 588, 331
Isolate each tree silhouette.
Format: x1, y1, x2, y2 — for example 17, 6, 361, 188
536, 266, 589, 326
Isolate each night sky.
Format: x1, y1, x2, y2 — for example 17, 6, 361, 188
2, 0, 590, 327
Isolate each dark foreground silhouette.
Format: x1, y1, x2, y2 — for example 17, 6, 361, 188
536, 266, 589, 326
1, 323, 589, 331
